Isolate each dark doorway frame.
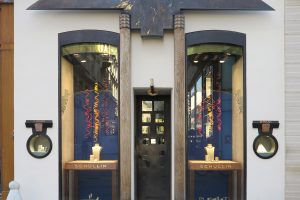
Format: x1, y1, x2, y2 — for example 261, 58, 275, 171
134, 94, 172, 200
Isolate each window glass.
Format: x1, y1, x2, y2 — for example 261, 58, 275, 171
142, 126, 151, 134
156, 126, 164, 134
61, 43, 119, 200
142, 114, 151, 123
186, 44, 244, 200
154, 101, 164, 111
155, 114, 164, 123
142, 101, 152, 111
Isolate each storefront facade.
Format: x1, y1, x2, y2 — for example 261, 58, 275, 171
14, 0, 284, 199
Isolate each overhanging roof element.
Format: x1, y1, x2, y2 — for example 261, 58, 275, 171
28, 0, 274, 37
0, 0, 14, 3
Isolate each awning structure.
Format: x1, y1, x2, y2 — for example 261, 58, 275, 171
0, 0, 14, 3
27, 0, 274, 37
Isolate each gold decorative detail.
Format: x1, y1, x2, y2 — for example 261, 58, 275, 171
61, 89, 70, 114
62, 43, 118, 57
64, 160, 118, 170
174, 14, 184, 29
93, 83, 100, 143
188, 160, 241, 171
234, 89, 243, 114
262, 123, 271, 133
120, 14, 130, 29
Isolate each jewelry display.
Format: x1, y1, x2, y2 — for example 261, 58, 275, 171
84, 89, 92, 139
92, 143, 102, 161
89, 155, 95, 161
93, 83, 100, 143
205, 144, 215, 161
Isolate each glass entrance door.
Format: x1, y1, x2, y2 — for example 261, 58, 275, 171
135, 95, 171, 200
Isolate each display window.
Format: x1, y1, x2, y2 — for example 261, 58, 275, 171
186, 41, 245, 200
60, 41, 119, 200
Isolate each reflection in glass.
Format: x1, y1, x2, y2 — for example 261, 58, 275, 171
190, 87, 195, 130
156, 126, 164, 134
27, 134, 52, 158
151, 138, 157, 144
158, 138, 165, 145
154, 101, 164, 111
142, 101, 152, 111
254, 135, 277, 158
155, 114, 164, 123
142, 114, 151, 123
186, 43, 244, 199
143, 138, 150, 145
61, 42, 119, 199
142, 126, 150, 134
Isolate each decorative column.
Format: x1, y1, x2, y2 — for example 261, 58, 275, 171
119, 13, 131, 200
174, 14, 185, 200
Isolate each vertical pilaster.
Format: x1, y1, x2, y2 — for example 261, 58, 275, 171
0, 3, 14, 200
119, 13, 131, 200
174, 14, 185, 200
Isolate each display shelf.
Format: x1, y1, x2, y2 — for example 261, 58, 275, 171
188, 160, 242, 200
64, 160, 118, 200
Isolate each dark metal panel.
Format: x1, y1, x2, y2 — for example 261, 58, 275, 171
58, 29, 120, 47
28, 0, 121, 10
186, 30, 246, 47
0, 0, 14, 4
28, 0, 273, 37
178, 0, 274, 11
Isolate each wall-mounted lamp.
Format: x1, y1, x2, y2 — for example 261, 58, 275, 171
252, 121, 279, 159
25, 120, 53, 159
193, 54, 199, 63
147, 78, 158, 96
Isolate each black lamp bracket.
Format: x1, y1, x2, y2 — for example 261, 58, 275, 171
252, 121, 279, 135
25, 120, 53, 135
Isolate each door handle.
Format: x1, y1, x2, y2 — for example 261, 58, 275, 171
139, 155, 148, 161
139, 155, 150, 167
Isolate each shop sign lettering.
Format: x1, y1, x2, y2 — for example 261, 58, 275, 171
73, 163, 108, 169
198, 197, 230, 200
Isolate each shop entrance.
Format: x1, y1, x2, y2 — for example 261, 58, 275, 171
135, 95, 171, 200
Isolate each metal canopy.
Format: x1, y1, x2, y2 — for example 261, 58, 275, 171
0, 0, 14, 3
28, 0, 274, 37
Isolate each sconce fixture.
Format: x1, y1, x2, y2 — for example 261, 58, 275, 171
219, 53, 228, 64
25, 120, 53, 159
147, 78, 158, 96
252, 121, 279, 159
193, 54, 199, 63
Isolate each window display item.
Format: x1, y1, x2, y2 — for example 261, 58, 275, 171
205, 144, 215, 161
25, 120, 53, 159
252, 121, 279, 159
90, 155, 95, 161
253, 133, 278, 159
92, 143, 103, 161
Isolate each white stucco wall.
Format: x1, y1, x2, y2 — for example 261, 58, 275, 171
15, 0, 284, 199
14, 1, 119, 199
131, 33, 175, 199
